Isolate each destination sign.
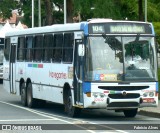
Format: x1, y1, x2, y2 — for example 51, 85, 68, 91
110, 25, 145, 33
0, 38, 4, 44
89, 22, 152, 34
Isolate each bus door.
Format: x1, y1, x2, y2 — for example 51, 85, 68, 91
9, 37, 18, 94
74, 32, 84, 106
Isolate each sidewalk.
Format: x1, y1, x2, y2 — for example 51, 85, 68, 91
138, 100, 160, 118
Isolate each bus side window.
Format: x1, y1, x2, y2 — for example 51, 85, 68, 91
4, 38, 10, 61
34, 35, 43, 62
54, 34, 63, 63
26, 36, 33, 61
43, 34, 54, 62
17, 37, 25, 61
63, 33, 74, 63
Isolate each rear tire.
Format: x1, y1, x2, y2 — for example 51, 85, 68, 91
123, 109, 138, 117
21, 83, 27, 106
65, 90, 81, 117
27, 83, 37, 108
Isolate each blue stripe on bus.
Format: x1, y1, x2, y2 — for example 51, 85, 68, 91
82, 82, 91, 93
28, 64, 32, 67
156, 82, 159, 92
80, 22, 88, 35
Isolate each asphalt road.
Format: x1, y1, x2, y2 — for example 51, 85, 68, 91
0, 84, 160, 133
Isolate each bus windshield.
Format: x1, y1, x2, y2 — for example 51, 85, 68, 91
85, 35, 157, 82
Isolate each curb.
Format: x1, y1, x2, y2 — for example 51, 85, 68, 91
138, 110, 160, 118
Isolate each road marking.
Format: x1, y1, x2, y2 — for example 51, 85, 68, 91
33, 111, 128, 133
0, 101, 128, 133
0, 101, 94, 133
0, 119, 55, 122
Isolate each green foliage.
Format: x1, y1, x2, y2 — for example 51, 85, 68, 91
1, 0, 160, 28
119, 0, 138, 20
73, 0, 95, 21
147, 0, 160, 22
0, 0, 18, 19
93, 0, 121, 19
73, 0, 139, 21
153, 22, 160, 45
73, 0, 160, 22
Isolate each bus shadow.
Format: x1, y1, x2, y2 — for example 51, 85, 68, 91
37, 102, 131, 120
8, 100, 141, 121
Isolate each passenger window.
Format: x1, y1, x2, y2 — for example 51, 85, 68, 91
26, 36, 34, 61
4, 38, 10, 61
17, 37, 25, 61
54, 34, 63, 62
63, 33, 74, 63
43, 34, 54, 62
34, 35, 43, 61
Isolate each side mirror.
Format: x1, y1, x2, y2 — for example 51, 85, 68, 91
78, 44, 85, 56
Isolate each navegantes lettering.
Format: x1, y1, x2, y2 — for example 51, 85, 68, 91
49, 71, 67, 80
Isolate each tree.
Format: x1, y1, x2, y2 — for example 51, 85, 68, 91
138, 0, 143, 21
67, 0, 73, 23
93, 0, 121, 19
0, 0, 19, 20
44, 0, 53, 25
73, 0, 95, 21
1, 0, 160, 28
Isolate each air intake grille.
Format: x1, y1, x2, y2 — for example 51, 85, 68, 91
108, 93, 140, 99
107, 102, 139, 108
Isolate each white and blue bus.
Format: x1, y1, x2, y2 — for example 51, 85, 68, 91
3, 19, 159, 117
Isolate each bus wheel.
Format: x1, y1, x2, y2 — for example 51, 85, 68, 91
66, 90, 81, 117
27, 83, 37, 108
123, 108, 138, 117
21, 83, 27, 106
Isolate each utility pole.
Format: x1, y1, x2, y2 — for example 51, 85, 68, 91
32, 0, 34, 27
38, 0, 41, 27
64, 0, 66, 24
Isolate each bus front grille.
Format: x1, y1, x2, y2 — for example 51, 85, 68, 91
107, 102, 139, 108
108, 93, 140, 99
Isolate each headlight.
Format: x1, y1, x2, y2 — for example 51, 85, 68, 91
149, 92, 154, 97
143, 92, 148, 97
93, 93, 98, 98
93, 92, 105, 98
100, 93, 105, 98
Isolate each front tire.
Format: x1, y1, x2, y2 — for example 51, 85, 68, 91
123, 109, 138, 117
65, 90, 81, 117
21, 83, 27, 106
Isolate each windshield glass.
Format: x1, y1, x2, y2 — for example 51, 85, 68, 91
124, 36, 156, 81
85, 36, 157, 82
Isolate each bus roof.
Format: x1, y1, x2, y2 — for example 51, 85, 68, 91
87, 18, 152, 24
5, 23, 83, 37
5, 19, 153, 37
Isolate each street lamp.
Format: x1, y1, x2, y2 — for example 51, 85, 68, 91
38, 0, 41, 27
32, 0, 34, 27
64, 0, 66, 24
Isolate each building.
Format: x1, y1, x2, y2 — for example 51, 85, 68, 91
0, 10, 27, 30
